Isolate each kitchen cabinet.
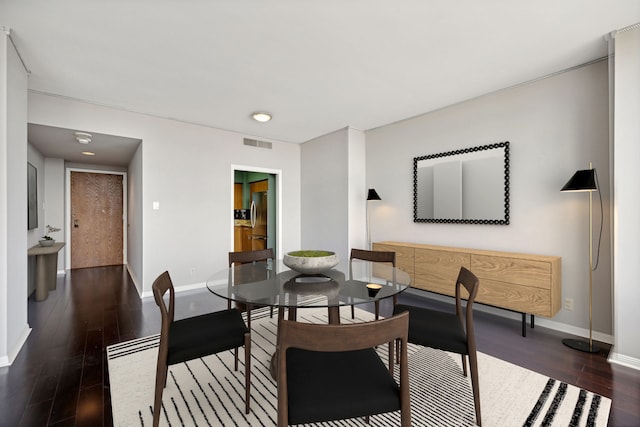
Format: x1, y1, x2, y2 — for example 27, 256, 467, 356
234, 224, 254, 252
234, 226, 242, 251
250, 179, 268, 194
234, 183, 243, 210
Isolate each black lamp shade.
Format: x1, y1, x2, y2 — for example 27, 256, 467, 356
561, 169, 597, 192
367, 188, 381, 201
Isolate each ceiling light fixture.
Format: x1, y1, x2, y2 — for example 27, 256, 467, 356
81, 151, 95, 156
74, 132, 92, 144
251, 112, 272, 123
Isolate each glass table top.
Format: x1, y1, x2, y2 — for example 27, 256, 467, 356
206, 258, 410, 309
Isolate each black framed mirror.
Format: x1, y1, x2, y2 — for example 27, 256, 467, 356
413, 141, 509, 225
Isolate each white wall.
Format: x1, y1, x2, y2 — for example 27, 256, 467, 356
0, 32, 31, 366
610, 25, 640, 368
347, 128, 367, 252
366, 61, 612, 340
44, 158, 65, 271
301, 128, 350, 260
26, 144, 44, 296
300, 127, 367, 262
26, 144, 44, 248
127, 144, 143, 293
28, 92, 302, 296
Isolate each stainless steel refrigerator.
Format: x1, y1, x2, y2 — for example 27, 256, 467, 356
250, 191, 268, 250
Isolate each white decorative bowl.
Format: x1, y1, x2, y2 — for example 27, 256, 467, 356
283, 250, 339, 275
39, 239, 55, 247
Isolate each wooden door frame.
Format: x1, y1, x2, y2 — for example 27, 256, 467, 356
64, 168, 128, 270
230, 165, 282, 258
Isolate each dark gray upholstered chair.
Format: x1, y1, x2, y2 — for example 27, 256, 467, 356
349, 248, 396, 320
393, 266, 481, 426
276, 311, 411, 427
151, 271, 251, 427
228, 248, 275, 327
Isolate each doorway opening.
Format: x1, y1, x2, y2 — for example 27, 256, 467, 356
231, 166, 281, 258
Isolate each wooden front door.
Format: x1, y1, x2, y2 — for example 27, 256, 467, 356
70, 171, 124, 269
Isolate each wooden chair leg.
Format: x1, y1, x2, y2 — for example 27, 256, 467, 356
351, 304, 355, 319
244, 332, 251, 414
374, 300, 380, 320
461, 354, 468, 377
468, 351, 481, 426
388, 341, 394, 377
153, 363, 167, 427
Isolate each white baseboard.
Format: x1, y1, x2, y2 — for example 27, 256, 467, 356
533, 317, 614, 345
140, 281, 207, 299
0, 324, 32, 367
608, 351, 640, 370
126, 265, 142, 297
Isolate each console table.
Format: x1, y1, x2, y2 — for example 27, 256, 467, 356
28, 242, 65, 301
373, 241, 561, 336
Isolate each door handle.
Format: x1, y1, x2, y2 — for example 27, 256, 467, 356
74, 219, 79, 228
250, 201, 256, 228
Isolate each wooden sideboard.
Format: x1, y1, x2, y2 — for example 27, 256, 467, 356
373, 241, 561, 333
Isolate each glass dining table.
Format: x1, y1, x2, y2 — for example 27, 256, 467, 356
206, 258, 411, 325
206, 258, 411, 379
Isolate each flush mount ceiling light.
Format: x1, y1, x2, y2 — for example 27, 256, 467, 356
251, 112, 272, 123
81, 151, 95, 156
74, 132, 92, 144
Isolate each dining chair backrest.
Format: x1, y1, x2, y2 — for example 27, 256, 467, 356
152, 271, 175, 337
229, 248, 274, 266
350, 248, 396, 265
455, 266, 480, 337
349, 248, 397, 319
276, 311, 411, 426
228, 248, 276, 323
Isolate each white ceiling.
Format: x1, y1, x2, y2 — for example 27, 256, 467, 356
28, 124, 141, 167
3, 1, 640, 165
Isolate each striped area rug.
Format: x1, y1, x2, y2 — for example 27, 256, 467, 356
107, 306, 610, 426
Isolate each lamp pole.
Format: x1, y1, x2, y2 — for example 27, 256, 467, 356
588, 164, 594, 351
560, 164, 600, 353
366, 189, 381, 250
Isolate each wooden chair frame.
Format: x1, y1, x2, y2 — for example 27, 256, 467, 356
394, 266, 481, 426
349, 248, 396, 319
152, 271, 251, 427
276, 311, 411, 427
228, 248, 275, 328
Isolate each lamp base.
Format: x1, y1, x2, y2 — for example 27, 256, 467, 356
562, 338, 600, 353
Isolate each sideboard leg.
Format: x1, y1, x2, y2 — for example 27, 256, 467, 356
531, 314, 535, 329
521, 313, 527, 337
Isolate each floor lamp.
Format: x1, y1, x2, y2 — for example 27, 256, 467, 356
366, 189, 381, 250
560, 165, 600, 353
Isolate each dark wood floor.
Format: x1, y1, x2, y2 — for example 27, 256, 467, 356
0, 265, 638, 426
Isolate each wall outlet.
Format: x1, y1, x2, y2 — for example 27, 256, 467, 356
564, 298, 574, 311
